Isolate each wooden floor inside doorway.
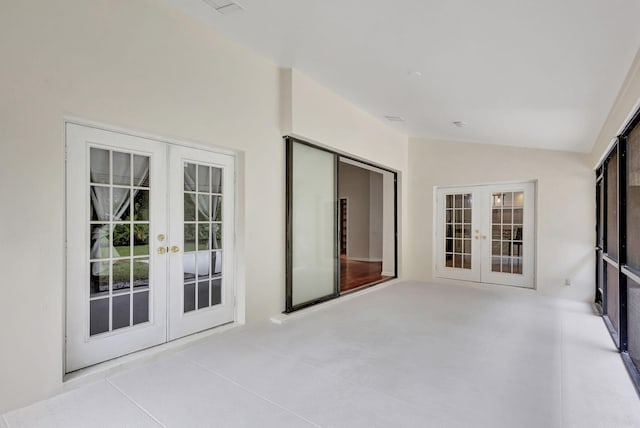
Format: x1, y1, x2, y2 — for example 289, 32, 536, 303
340, 255, 391, 293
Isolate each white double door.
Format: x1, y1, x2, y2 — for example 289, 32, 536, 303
435, 182, 535, 288
66, 124, 235, 372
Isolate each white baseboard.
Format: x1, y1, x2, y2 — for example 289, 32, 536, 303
348, 257, 383, 262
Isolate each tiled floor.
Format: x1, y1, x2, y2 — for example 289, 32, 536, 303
3, 280, 640, 427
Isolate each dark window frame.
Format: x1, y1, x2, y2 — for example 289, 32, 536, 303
596, 106, 640, 396
284, 136, 399, 313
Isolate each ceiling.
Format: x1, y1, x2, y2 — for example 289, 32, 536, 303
165, 0, 640, 152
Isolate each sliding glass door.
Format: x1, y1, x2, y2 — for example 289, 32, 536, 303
286, 140, 339, 311
285, 137, 398, 312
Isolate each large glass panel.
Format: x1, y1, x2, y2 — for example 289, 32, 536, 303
491, 191, 524, 274
182, 161, 225, 313
607, 148, 619, 259
444, 193, 472, 270
289, 142, 337, 308
607, 263, 619, 333
90, 148, 110, 184
628, 277, 640, 372
88, 148, 151, 336
628, 127, 640, 270
112, 151, 131, 186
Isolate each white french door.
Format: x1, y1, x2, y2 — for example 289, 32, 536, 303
66, 124, 235, 372
435, 182, 535, 288
168, 145, 235, 340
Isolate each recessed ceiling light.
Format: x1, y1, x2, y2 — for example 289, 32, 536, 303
452, 121, 467, 128
408, 71, 423, 77
203, 1, 244, 15
385, 115, 405, 122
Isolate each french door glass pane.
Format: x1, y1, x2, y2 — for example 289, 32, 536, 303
445, 193, 472, 269
607, 148, 618, 259
183, 162, 224, 313
290, 142, 337, 307
88, 148, 151, 336
491, 192, 524, 274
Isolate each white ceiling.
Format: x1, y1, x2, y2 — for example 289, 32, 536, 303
165, 0, 640, 152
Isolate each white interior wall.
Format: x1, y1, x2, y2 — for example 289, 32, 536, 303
591, 49, 640, 165
287, 70, 409, 276
407, 138, 595, 302
0, 0, 409, 413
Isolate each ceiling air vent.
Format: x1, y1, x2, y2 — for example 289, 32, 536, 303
385, 115, 405, 122
203, 1, 244, 15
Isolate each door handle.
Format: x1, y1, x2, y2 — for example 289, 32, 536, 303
158, 246, 168, 254
170, 245, 180, 253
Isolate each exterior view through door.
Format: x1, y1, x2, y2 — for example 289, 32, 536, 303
66, 123, 235, 372
435, 182, 535, 288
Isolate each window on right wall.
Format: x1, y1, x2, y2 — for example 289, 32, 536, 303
596, 105, 640, 395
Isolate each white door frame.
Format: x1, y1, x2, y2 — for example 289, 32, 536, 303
434, 181, 536, 289
65, 121, 239, 372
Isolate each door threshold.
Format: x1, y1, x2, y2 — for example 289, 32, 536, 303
63, 322, 239, 391
271, 278, 400, 324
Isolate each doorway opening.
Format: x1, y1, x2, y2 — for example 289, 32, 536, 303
66, 123, 236, 372
338, 159, 393, 293
434, 182, 536, 289
284, 137, 398, 312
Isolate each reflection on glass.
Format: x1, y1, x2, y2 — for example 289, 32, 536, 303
90, 224, 110, 259
112, 294, 130, 330
514, 192, 524, 207
90, 148, 110, 184
183, 253, 196, 282
198, 281, 209, 309
184, 283, 196, 313
133, 190, 149, 221
198, 165, 210, 193
91, 186, 110, 221
90, 261, 109, 296
211, 168, 222, 194
112, 259, 131, 293
133, 224, 149, 256
184, 194, 196, 221
211, 224, 222, 249
133, 291, 149, 325
184, 224, 196, 252
133, 258, 149, 289
212, 196, 222, 222
198, 194, 210, 221
211, 278, 222, 305
211, 251, 222, 275
184, 163, 196, 191
133, 155, 150, 187
112, 151, 131, 186
198, 224, 210, 250
112, 188, 130, 221
112, 224, 130, 257
443, 193, 472, 270
491, 191, 524, 274
90, 298, 109, 335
